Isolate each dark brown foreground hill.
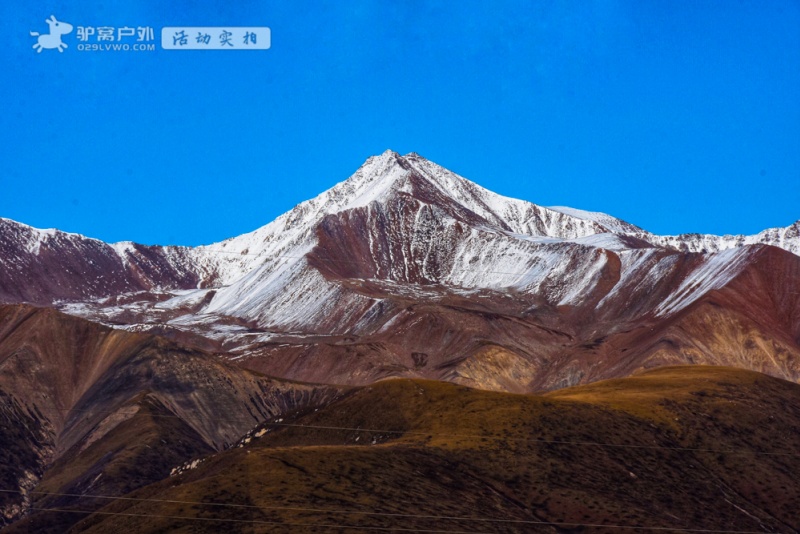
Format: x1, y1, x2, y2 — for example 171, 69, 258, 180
47, 366, 800, 534
0, 305, 341, 532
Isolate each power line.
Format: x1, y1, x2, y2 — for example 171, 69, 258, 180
0, 488, 783, 533
22, 503, 776, 533
266, 421, 800, 457
28, 507, 495, 534
3, 489, 542, 525
38, 404, 800, 457
0, 489, 664, 529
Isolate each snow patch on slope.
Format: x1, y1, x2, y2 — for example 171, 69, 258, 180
654, 247, 755, 316
547, 206, 642, 235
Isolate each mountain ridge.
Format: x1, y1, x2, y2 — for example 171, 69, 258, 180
1, 151, 799, 391
3, 150, 798, 288
5, 150, 798, 245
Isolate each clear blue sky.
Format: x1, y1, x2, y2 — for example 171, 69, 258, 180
2, 1, 799, 245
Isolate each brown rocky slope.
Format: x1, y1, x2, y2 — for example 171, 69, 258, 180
0, 304, 342, 530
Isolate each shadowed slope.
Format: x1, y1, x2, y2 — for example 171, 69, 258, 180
0, 305, 341, 530
68, 366, 800, 533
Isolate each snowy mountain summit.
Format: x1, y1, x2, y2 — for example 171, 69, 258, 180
1, 150, 799, 389
187, 149, 799, 285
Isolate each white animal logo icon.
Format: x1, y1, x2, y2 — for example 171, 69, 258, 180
31, 15, 73, 53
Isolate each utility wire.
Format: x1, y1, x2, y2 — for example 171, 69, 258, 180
29, 507, 495, 534
0, 489, 674, 529
0, 488, 785, 533
34, 404, 800, 457
21, 503, 776, 533
7, 489, 548, 524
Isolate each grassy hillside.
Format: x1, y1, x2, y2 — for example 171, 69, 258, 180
64, 366, 800, 533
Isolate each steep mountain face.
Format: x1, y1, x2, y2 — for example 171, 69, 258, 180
1, 151, 799, 391
0, 304, 341, 529
0, 218, 201, 304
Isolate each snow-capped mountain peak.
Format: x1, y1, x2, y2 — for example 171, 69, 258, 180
3, 150, 799, 324
3, 150, 800, 392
